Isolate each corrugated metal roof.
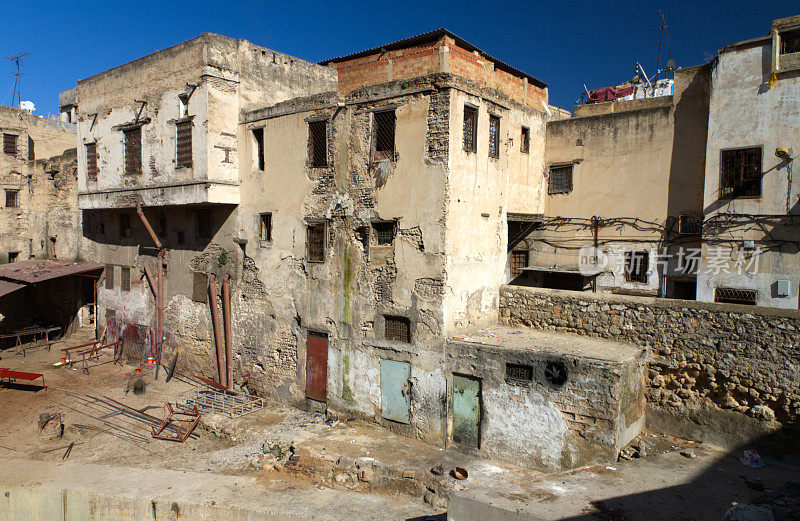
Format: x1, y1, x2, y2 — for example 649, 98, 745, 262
319, 28, 548, 89
0, 280, 25, 298
0, 260, 103, 284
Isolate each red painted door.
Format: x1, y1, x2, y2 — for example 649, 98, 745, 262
305, 332, 328, 402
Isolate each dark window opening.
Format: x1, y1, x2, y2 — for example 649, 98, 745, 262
671, 279, 697, 300
5, 190, 19, 208
548, 165, 573, 194
28, 136, 34, 161
259, 212, 272, 241
521, 126, 530, 154
177, 231, 185, 245
506, 363, 533, 383
192, 272, 208, 303
105, 265, 114, 289
677, 214, 702, 235
176, 120, 192, 168
252, 127, 265, 171
8, 251, 19, 263
488, 115, 500, 158
86, 143, 98, 181
720, 147, 761, 198
372, 221, 395, 245
373, 110, 396, 161
463, 105, 478, 153
781, 29, 800, 54
123, 127, 142, 176
384, 316, 410, 343
309, 120, 328, 168
714, 287, 757, 305
511, 250, 528, 278
306, 222, 326, 262
625, 250, 649, 283
119, 214, 131, 238
3, 133, 17, 155
196, 209, 212, 239
121, 266, 131, 292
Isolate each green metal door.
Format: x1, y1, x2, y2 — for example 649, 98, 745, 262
452, 374, 481, 448
380, 359, 411, 423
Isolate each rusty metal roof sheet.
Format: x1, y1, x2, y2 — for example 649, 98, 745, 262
0, 260, 103, 284
0, 279, 25, 298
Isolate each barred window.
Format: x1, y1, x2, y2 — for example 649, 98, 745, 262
384, 316, 410, 343
781, 29, 800, 54
488, 115, 500, 158
372, 221, 395, 245
374, 110, 395, 161
720, 147, 761, 198
511, 250, 528, 278
176, 120, 192, 168
259, 212, 272, 241
123, 127, 142, 176
119, 214, 131, 238
105, 264, 115, 289
307, 222, 326, 262
86, 143, 98, 181
624, 251, 649, 283
714, 287, 757, 305
463, 105, 477, 152
3, 133, 17, 155
120, 266, 131, 292
548, 165, 573, 194
196, 209, 211, 239
309, 120, 327, 168
5, 189, 19, 208
521, 126, 530, 154
506, 363, 533, 383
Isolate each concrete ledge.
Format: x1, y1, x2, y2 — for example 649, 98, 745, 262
447, 493, 544, 521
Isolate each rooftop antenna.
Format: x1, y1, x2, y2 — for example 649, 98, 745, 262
8, 52, 30, 108
654, 2, 673, 80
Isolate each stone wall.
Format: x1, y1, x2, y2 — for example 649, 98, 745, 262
499, 285, 800, 447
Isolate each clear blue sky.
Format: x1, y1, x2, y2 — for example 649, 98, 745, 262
2, 0, 798, 116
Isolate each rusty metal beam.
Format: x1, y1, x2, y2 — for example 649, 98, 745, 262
208, 274, 226, 386
222, 274, 233, 390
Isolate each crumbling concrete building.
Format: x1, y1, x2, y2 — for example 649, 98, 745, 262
0, 105, 79, 264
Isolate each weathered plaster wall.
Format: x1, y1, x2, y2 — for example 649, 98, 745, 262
500, 285, 800, 448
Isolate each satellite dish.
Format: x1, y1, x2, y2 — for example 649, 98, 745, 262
666, 58, 677, 71
20, 100, 35, 113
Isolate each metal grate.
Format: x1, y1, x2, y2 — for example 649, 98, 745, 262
548, 165, 573, 194
463, 106, 477, 152
781, 29, 800, 54
309, 120, 328, 167
86, 143, 98, 180
176, 121, 192, 168
259, 213, 272, 241
511, 250, 528, 277
191, 272, 208, 303
714, 287, 757, 305
384, 316, 410, 343
120, 266, 131, 292
124, 127, 142, 176
307, 222, 325, 262
506, 363, 532, 383
521, 126, 530, 154
196, 209, 211, 239
678, 214, 702, 235
372, 221, 395, 245
488, 115, 500, 158
105, 265, 114, 289
373, 110, 395, 161
3, 133, 17, 155
5, 189, 18, 208
179, 388, 266, 418
625, 251, 649, 283
720, 147, 761, 198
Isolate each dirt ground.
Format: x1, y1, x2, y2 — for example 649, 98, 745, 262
1, 329, 798, 520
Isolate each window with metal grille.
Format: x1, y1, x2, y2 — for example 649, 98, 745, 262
196, 209, 211, 239
306, 222, 326, 262
120, 266, 131, 292
259, 212, 272, 241
372, 221, 395, 245
781, 29, 800, 54
624, 250, 649, 283
124, 127, 142, 176
176, 120, 192, 168
192, 272, 208, 303
511, 250, 528, 278
28, 136, 34, 161
463, 105, 478, 152
119, 214, 131, 238
506, 363, 533, 383
252, 128, 265, 171
488, 115, 500, 158
384, 316, 410, 343
5, 190, 19, 208
86, 143, 98, 181
373, 110, 395, 161
678, 214, 702, 235
720, 147, 761, 198
548, 165, 573, 194
3, 133, 17, 155
309, 120, 327, 168
714, 287, 757, 306
521, 126, 530, 154
105, 264, 114, 289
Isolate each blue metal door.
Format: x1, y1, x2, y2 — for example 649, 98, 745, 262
452, 374, 481, 447
380, 359, 410, 423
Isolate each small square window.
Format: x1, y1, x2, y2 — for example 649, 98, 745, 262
521, 127, 530, 154
624, 251, 649, 283
463, 106, 478, 153
548, 165, 573, 194
373, 110, 396, 161
720, 147, 761, 198
119, 214, 131, 238
197, 209, 212, 239
5, 190, 19, 208
511, 250, 528, 278
307, 222, 326, 262
506, 363, 533, 383
488, 115, 500, 158
309, 120, 328, 168
8, 251, 19, 263
780, 29, 800, 55
120, 266, 131, 292
384, 316, 410, 343
3, 133, 17, 155
372, 221, 395, 245
259, 212, 272, 242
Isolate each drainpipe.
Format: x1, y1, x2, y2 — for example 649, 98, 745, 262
222, 273, 233, 390
591, 216, 599, 293
208, 273, 226, 386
